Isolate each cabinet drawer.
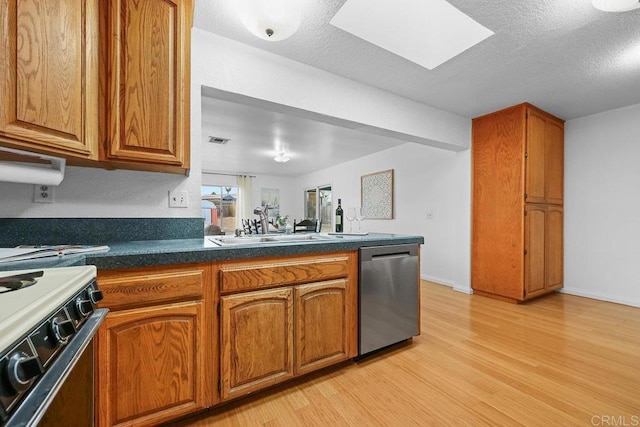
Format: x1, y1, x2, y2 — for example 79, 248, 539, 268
98, 264, 207, 310
219, 254, 350, 294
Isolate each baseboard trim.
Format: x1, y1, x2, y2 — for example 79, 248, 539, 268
559, 287, 640, 308
420, 274, 473, 295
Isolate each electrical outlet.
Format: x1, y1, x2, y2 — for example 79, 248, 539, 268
169, 191, 189, 208
426, 211, 433, 220
34, 184, 54, 203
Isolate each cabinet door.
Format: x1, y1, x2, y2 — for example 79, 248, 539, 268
103, 0, 191, 167
220, 288, 294, 401
96, 301, 206, 426
545, 120, 564, 205
546, 206, 563, 290
294, 279, 350, 376
524, 204, 546, 299
525, 109, 546, 204
0, 0, 98, 158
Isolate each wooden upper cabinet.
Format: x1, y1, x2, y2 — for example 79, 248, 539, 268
525, 110, 546, 203
525, 106, 565, 205
101, 0, 192, 171
0, 0, 99, 159
545, 120, 564, 205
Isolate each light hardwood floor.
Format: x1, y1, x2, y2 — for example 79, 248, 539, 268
169, 281, 640, 426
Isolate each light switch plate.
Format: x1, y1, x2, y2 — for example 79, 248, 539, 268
426, 211, 433, 220
34, 184, 54, 203
169, 191, 189, 208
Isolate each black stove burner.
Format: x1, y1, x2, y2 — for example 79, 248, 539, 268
0, 271, 43, 294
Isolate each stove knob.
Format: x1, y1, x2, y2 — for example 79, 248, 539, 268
6, 353, 44, 392
51, 318, 75, 345
75, 298, 93, 317
89, 288, 104, 304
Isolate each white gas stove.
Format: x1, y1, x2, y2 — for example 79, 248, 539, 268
0, 266, 107, 426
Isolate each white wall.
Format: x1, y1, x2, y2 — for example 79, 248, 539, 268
0, 166, 198, 218
193, 29, 470, 152
564, 103, 640, 307
293, 142, 472, 291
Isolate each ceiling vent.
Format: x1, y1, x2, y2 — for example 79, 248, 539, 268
208, 136, 230, 145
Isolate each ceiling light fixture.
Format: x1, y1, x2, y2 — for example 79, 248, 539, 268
274, 152, 290, 163
235, 0, 302, 41
592, 0, 640, 12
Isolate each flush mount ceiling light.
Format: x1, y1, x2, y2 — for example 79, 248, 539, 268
592, 0, 640, 12
273, 152, 290, 163
235, 0, 302, 41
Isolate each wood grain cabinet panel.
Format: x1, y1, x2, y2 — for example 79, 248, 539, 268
219, 254, 350, 294
102, 0, 192, 170
220, 288, 294, 401
545, 120, 564, 205
98, 265, 205, 310
546, 205, 564, 291
524, 205, 547, 299
472, 103, 564, 302
0, 0, 99, 158
525, 110, 547, 204
96, 301, 207, 427
294, 279, 350, 375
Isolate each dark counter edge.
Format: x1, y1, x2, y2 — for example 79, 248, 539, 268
0, 234, 425, 271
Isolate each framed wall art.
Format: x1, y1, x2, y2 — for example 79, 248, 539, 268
361, 169, 394, 219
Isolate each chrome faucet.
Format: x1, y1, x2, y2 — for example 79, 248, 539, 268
253, 204, 269, 234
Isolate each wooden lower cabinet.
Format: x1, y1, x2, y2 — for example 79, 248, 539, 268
95, 263, 215, 427
95, 253, 357, 425
220, 279, 353, 401
96, 301, 207, 426
219, 252, 358, 402
220, 288, 294, 401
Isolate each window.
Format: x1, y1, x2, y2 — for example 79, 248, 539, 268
304, 185, 332, 232
202, 185, 237, 232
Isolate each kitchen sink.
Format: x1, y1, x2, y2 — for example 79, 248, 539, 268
208, 233, 336, 246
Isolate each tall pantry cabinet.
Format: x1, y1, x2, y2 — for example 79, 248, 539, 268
472, 103, 564, 303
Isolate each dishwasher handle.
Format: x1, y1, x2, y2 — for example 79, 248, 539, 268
360, 244, 419, 262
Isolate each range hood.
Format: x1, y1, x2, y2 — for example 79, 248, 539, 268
0, 147, 66, 185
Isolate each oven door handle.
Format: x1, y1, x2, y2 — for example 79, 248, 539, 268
5, 308, 109, 427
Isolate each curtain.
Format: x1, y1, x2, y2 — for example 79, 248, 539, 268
236, 175, 253, 229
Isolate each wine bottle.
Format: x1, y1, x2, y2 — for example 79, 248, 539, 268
335, 199, 344, 232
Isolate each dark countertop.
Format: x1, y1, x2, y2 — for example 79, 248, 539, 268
0, 233, 424, 271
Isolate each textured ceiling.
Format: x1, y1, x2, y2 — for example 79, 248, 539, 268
195, 0, 640, 120
195, 0, 640, 176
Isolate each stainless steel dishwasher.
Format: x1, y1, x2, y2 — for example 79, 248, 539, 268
359, 244, 420, 356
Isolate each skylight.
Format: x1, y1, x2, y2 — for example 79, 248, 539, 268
330, 0, 494, 70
